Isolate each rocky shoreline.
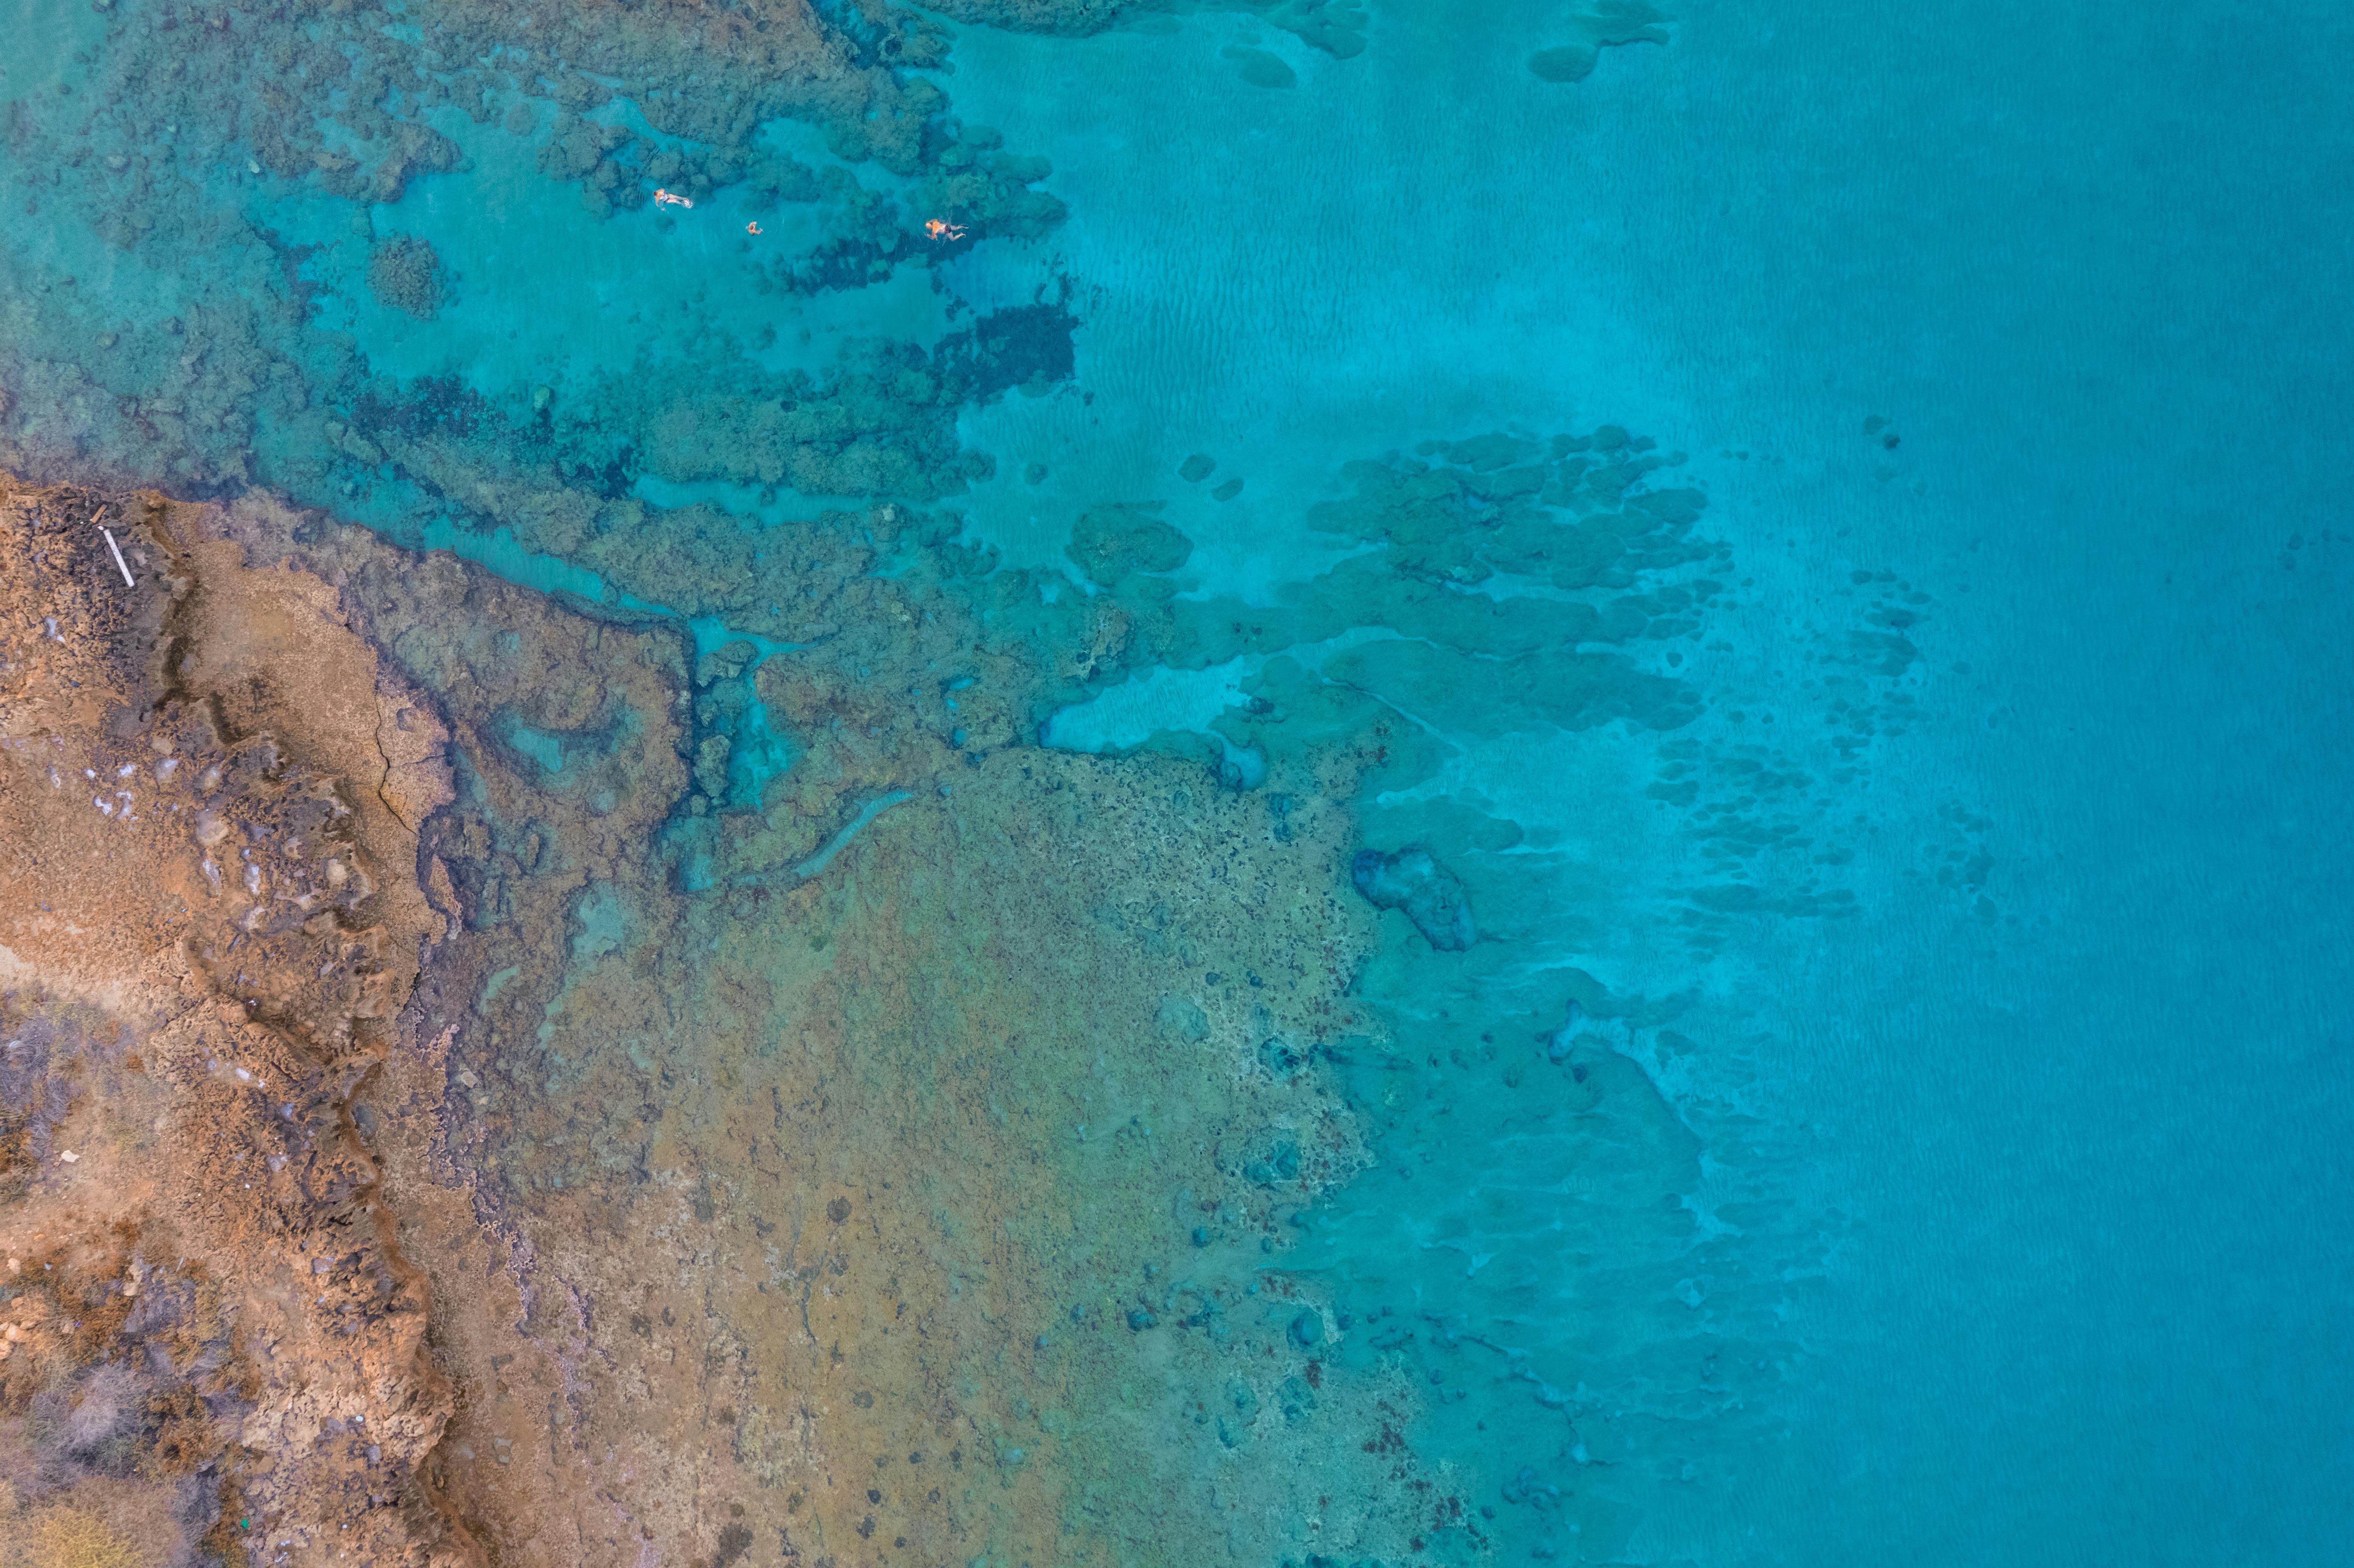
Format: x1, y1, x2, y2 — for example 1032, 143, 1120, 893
0, 475, 481, 1562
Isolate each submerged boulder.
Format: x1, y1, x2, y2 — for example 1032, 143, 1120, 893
365, 234, 445, 320
1350, 846, 1476, 950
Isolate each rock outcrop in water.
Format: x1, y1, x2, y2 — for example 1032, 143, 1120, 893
1350, 846, 1478, 951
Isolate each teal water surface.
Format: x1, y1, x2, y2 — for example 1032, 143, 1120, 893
2, 0, 2348, 1562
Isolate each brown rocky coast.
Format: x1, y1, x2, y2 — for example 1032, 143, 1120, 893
0, 474, 471, 1565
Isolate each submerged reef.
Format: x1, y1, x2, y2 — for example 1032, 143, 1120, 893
367, 237, 448, 323
1351, 847, 1476, 951
196, 479, 1470, 1567
0, 0, 1066, 512
924, 0, 1373, 59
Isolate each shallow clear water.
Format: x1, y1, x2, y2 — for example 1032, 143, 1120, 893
3, 0, 2349, 1561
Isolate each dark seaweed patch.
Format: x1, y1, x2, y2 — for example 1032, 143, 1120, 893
934, 300, 1078, 404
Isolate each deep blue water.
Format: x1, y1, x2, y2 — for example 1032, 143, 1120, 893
3, 0, 2350, 1560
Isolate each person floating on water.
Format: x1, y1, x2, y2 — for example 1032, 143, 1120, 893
654, 187, 693, 209
746, 222, 763, 235
924, 218, 967, 241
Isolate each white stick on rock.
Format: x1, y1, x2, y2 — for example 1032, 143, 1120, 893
101, 527, 135, 587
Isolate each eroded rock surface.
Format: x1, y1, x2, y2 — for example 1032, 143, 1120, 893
0, 476, 471, 1565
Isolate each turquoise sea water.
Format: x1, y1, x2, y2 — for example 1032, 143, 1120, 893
4, 0, 2350, 1562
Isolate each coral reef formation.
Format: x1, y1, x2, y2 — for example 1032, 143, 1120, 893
927, 0, 1371, 58
179, 482, 1475, 1566
0, 0, 1068, 514
367, 237, 448, 323
1350, 847, 1477, 951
